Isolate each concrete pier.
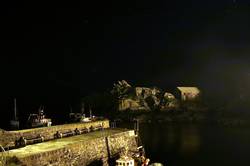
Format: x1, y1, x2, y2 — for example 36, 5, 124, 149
3, 128, 138, 166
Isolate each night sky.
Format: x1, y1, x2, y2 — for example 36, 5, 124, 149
1, 0, 250, 127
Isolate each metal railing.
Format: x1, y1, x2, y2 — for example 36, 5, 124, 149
0, 145, 6, 166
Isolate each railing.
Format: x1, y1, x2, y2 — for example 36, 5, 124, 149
0, 145, 6, 166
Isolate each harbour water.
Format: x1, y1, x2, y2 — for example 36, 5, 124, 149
118, 122, 250, 166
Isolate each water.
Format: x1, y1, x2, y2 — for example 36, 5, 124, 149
118, 123, 250, 166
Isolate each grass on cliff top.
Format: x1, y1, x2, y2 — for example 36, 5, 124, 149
5, 128, 128, 158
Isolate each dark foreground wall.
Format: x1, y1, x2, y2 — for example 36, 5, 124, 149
6, 130, 137, 166
0, 120, 109, 148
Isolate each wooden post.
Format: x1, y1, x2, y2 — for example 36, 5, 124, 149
134, 119, 139, 135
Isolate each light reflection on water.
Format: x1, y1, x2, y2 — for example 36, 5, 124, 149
179, 126, 200, 155
118, 122, 250, 166
138, 124, 202, 164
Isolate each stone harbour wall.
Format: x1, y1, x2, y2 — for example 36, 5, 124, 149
6, 130, 137, 166
0, 120, 109, 148
108, 130, 138, 156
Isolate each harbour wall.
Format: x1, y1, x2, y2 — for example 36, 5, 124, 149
6, 130, 138, 166
0, 120, 109, 148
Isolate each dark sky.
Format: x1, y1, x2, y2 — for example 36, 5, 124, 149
1, 0, 250, 126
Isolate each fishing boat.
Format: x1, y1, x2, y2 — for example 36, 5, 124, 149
69, 104, 96, 122
27, 106, 52, 128
116, 156, 134, 166
116, 145, 150, 166
116, 152, 150, 166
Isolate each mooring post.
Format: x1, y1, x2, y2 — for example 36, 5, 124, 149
134, 119, 139, 135
105, 136, 111, 165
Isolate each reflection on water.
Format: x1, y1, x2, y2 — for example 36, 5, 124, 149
119, 122, 250, 166
179, 125, 200, 155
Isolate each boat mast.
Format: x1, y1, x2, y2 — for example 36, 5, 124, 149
89, 106, 92, 118
14, 98, 17, 120
70, 105, 73, 113
81, 103, 85, 115
134, 119, 139, 135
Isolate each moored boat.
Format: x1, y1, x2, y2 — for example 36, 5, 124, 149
27, 106, 52, 128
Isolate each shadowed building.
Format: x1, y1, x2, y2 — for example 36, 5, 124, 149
176, 87, 200, 101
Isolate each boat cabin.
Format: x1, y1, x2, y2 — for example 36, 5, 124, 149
27, 106, 52, 128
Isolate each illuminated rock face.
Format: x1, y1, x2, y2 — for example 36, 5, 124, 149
118, 98, 149, 111
164, 92, 175, 100
116, 86, 160, 111
159, 92, 179, 111
112, 80, 178, 111
135, 87, 160, 99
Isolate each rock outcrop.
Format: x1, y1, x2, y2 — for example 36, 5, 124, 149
111, 80, 178, 111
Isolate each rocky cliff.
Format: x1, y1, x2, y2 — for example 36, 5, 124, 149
111, 80, 178, 111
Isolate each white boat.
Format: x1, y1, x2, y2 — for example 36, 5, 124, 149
27, 106, 52, 128
116, 156, 135, 166
116, 146, 150, 166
